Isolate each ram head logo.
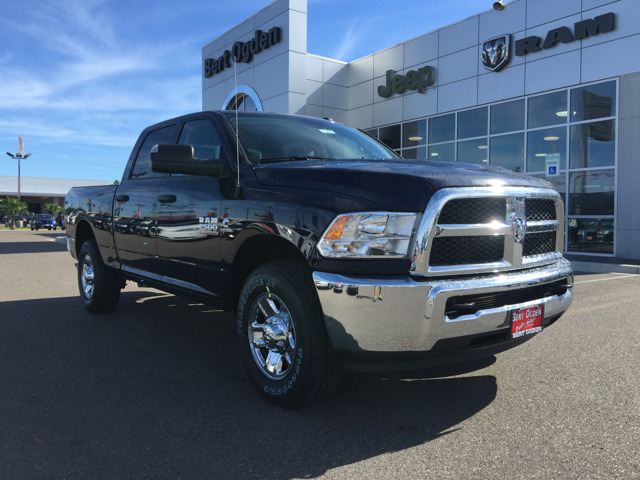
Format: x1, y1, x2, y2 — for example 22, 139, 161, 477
482, 35, 510, 72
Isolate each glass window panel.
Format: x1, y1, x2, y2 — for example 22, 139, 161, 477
569, 120, 615, 169
570, 81, 616, 122
490, 133, 524, 172
364, 128, 378, 139
530, 173, 566, 205
379, 124, 401, 149
402, 120, 426, 147
569, 170, 615, 216
491, 99, 525, 134
428, 143, 455, 162
428, 114, 455, 143
457, 138, 488, 166
528, 91, 567, 128
568, 217, 614, 254
527, 127, 566, 172
130, 125, 178, 179
402, 147, 427, 161
457, 107, 487, 139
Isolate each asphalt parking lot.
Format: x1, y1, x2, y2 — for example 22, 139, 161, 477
0, 230, 638, 479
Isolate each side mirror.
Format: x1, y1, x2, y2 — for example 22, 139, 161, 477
150, 144, 229, 177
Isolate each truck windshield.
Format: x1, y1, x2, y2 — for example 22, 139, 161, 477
226, 114, 399, 164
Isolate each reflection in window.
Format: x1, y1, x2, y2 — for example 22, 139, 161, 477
130, 125, 178, 179
226, 93, 258, 111
457, 107, 487, 139
491, 100, 525, 134
379, 125, 401, 149
569, 120, 615, 169
428, 143, 455, 162
428, 114, 455, 143
527, 127, 566, 172
530, 173, 566, 205
364, 128, 378, 139
457, 138, 487, 165
402, 147, 427, 160
568, 217, 614, 254
491, 133, 524, 172
528, 91, 567, 129
403, 120, 426, 148
569, 170, 615, 216
571, 81, 616, 122
178, 119, 225, 161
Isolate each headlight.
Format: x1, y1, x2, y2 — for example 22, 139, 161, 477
317, 212, 417, 258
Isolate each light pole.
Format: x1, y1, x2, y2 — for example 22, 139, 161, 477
5, 151, 31, 200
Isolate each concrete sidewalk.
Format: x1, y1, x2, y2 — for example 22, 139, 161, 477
565, 254, 640, 275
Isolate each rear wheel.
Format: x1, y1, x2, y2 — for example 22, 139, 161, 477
237, 261, 342, 408
77, 239, 121, 313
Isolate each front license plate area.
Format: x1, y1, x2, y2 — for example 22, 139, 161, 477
511, 305, 543, 338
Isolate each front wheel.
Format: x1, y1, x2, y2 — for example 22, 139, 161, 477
237, 261, 341, 408
77, 239, 121, 313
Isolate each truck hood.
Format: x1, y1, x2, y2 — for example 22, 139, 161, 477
252, 159, 553, 211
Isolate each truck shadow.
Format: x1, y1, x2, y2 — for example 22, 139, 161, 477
0, 234, 67, 254
0, 291, 498, 479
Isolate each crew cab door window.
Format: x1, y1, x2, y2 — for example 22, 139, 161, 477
130, 125, 178, 179
155, 118, 227, 295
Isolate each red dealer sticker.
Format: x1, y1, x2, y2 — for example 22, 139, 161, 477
511, 305, 543, 338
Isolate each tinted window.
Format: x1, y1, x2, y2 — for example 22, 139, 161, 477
178, 119, 226, 161
491, 100, 524, 134
457, 107, 487, 139
569, 120, 615, 169
428, 114, 455, 143
491, 133, 524, 172
527, 127, 566, 172
528, 91, 567, 129
130, 125, 178, 179
570, 81, 616, 122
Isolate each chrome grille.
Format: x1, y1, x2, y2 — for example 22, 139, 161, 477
411, 187, 564, 277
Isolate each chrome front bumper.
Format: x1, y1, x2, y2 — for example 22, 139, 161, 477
313, 259, 573, 354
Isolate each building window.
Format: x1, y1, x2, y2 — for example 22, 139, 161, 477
569, 120, 615, 169
428, 114, 455, 143
491, 99, 525, 134
402, 120, 426, 148
379, 125, 401, 150
527, 91, 567, 129
457, 138, 487, 165
428, 143, 455, 162
457, 107, 487, 140
570, 81, 616, 121
491, 133, 524, 172
526, 126, 567, 172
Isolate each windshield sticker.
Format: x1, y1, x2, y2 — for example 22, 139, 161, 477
318, 129, 336, 135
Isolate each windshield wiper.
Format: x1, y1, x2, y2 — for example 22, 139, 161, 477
260, 156, 325, 164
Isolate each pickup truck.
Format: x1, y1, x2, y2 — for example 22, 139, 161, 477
65, 111, 574, 407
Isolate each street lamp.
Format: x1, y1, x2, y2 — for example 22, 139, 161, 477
5, 151, 31, 200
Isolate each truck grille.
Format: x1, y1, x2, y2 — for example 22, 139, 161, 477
411, 187, 564, 276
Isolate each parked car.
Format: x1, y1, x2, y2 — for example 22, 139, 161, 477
2, 213, 29, 226
32, 214, 58, 230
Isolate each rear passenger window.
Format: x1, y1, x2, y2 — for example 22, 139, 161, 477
130, 125, 177, 179
178, 119, 226, 161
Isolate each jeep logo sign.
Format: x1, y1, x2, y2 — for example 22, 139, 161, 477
377, 66, 435, 98
481, 35, 510, 72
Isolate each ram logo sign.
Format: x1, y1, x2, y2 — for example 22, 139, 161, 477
481, 35, 510, 72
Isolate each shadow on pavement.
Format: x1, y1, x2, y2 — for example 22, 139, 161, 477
0, 232, 67, 254
0, 291, 497, 479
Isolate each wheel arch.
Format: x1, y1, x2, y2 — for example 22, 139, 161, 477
74, 219, 96, 257
231, 234, 313, 309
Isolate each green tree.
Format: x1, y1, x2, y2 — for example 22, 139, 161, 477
46, 203, 62, 215
0, 196, 28, 230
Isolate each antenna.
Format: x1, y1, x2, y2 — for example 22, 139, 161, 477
234, 58, 241, 198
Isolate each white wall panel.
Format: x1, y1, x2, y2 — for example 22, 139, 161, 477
306, 55, 323, 82
289, 51, 307, 94
348, 80, 373, 110
437, 77, 478, 113
373, 45, 404, 79
306, 79, 322, 105
402, 90, 437, 121
479, 1, 526, 41
524, 50, 581, 95
373, 97, 403, 126
323, 60, 348, 86
438, 47, 478, 85
582, 34, 640, 83
322, 107, 347, 123
348, 55, 373, 87
403, 32, 438, 69
438, 17, 478, 57
478, 64, 525, 104
322, 83, 347, 110
348, 105, 374, 129
526, 0, 581, 28
254, 53, 290, 101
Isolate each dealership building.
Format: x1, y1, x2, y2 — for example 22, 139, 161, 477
202, 0, 640, 263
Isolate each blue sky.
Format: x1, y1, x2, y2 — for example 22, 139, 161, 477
1, 0, 492, 183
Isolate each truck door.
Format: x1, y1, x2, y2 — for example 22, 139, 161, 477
155, 117, 228, 299
113, 124, 177, 279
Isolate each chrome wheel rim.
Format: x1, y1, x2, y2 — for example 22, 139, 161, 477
81, 255, 95, 300
248, 292, 297, 380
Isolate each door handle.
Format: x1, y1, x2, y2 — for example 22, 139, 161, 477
158, 194, 177, 203
115, 194, 129, 202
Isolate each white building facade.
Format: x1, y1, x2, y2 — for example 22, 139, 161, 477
202, 0, 640, 261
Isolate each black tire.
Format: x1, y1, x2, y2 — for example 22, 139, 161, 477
237, 261, 342, 408
53, 227, 57, 231
77, 239, 121, 313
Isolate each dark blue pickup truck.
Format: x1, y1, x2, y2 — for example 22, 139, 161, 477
65, 111, 573, 407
